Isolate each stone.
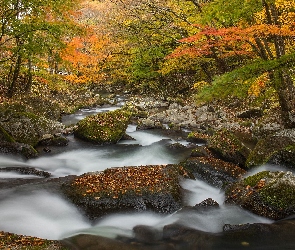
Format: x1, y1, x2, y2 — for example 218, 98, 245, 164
181, 157, 245, 189
225, 171, 295, 220
74, 109, 131, 144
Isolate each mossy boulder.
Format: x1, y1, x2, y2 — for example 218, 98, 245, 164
62, 164, 186, 220
225, 171, 295, 220
74, 109, 131, 144
246, 132, 295, 168
0, 141, 38, 158
181, 157, 245, 188
0, 111, 64, 146
207, 129, 251, 168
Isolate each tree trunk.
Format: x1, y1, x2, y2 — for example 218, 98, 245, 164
25, 58, 33, 92
273, 70, 295, 128
7, 55, 21, 98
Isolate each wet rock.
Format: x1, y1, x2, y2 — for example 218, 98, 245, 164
38, 134, 69, 147
225, 171, 295, 220
246, 132, 295, 168
0, 141, 38, 159
133, 225, 162, 244
74, 109, 131, 144
187, 131, 209, 144
237, 109, 263, 119
190, 145, 211, 157
194, 198, 219, 208
0, 166, 51, 178
62, 165, 184, 220
207, 129, 251, 168
136, 118, 163, 130
181, 157, 245, 188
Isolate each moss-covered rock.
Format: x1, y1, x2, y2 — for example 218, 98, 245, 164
74, 109, 131, 144
246, 134, 295, 168
62, 165, 185, 220
0, 111, 64, 146
0, 141, 38, 158
181, 157, 245, 188
225, 171, 295, 220
207, 129, 251, 168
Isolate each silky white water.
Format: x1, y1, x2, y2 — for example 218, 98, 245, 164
0, 105, 275, 240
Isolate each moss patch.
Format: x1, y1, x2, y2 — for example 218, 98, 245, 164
74, 109, 131, 144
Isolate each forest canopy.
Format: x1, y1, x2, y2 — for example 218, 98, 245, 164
0, 0, 295, 127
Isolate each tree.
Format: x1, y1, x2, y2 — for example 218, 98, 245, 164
0, 0, 82, 97
171, 0, 295, 128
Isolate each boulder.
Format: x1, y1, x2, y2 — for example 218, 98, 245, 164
74, 109, 131, 144
225, 171, 295, 220
0, 141, 38, 159
181, 157, 245, 188
0, 111, 64, 146
246, 131, 295, 168
207, 129, 251, 168
62, 164, 186, 220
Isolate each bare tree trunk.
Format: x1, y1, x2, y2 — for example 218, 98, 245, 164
7, 54, 21, 98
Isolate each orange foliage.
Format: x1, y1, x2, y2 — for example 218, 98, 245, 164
61, 32, 111, 84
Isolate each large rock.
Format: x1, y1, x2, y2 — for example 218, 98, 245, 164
181, 157, 245, 188
246, 130, 295, 168
207, 129, 251, 168
225, 171, 295, 220
0, 111, 64, 146
74, 109, 131, 144
62, 164, 186, 220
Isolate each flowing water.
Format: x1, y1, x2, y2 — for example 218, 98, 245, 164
0, 102, 282, 243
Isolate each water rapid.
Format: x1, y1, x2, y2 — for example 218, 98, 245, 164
0, 104, 275, 241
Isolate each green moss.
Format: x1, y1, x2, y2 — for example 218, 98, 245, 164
74, 109, 132, 144
260, 182, 295, 209
243, 171, 273, 187
0, 125, 15, 142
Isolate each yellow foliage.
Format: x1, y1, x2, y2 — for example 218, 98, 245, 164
248, 73, 269, 97
193, 80, 209, 90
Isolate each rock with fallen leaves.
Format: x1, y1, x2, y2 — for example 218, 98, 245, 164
181, 157, 246, 189
62, 164, 189, 220
74, 109, 131, 144
0, 231, 64, 250
225, 171, 295, 220
207, 129, 251, 168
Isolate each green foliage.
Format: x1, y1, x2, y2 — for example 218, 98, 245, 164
196, 53, 295, 102
201, 0, 263, 26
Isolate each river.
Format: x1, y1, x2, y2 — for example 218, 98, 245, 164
0, 100, 286, 248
